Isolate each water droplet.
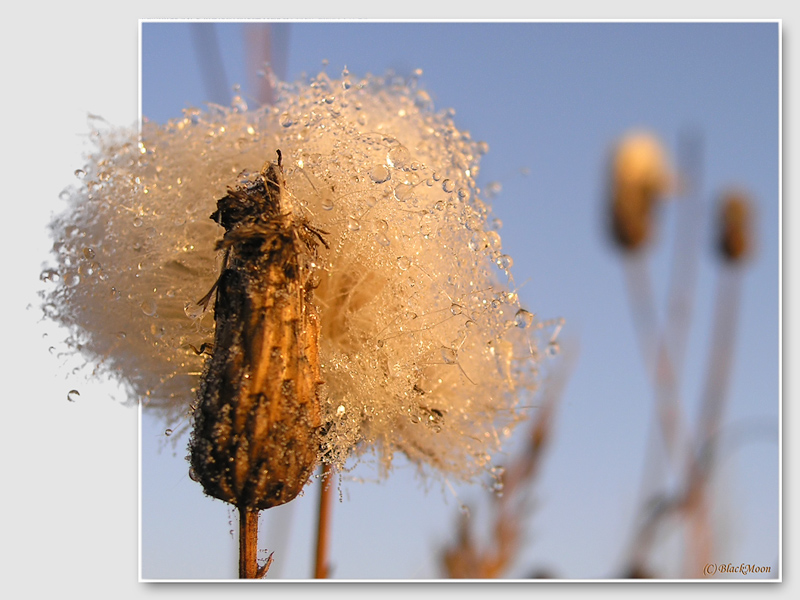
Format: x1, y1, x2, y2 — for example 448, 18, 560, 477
67, 389, 80, 402
279, 112, 293, 127
486, 181, 503, 198
450, 303, 463, 316
464, 211, 482, 231
231, 95, 248, 112
414, 89, 433, 111
397, 256, 411, 271
486, 230, 502, 251
74, 169, 86, 179
132, 216, 143, 228
347, 217, 361, 232
369, 164, 390, 184
387, 145, 411, 169
62, 272, 80, 287
189, 468, 200, 482
442, 179, 455, 193
336, 405, 346, 416
457, 188, 471, 202
489, 467, 505, 497
79, 261, 101, 277
141, 299, 157, 316
468, 232, 487, 252
320, 193, 335, 211
184, 301, 204, 320
82, 247, 95, 260
496, 254, 514, 270
393, 182, 414, 202
419, 214, 434, 237
441, 347, 457, 364
514, 309, 534, 329
376, 233, 390, 246
39, 269, 59, 283
165, 428, 173, 437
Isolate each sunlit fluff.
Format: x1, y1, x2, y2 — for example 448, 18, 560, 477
42, 70, 557, 481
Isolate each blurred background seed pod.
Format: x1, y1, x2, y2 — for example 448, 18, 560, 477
608, 131, 672, 251
717, 190, 753, 263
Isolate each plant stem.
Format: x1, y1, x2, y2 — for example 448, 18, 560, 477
239, 507, 260, 579
314, 463, 333, 578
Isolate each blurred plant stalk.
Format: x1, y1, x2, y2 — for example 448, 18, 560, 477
441, 349, 573, 578
609, 130, 754, 577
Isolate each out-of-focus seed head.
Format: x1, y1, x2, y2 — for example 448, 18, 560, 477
608, 131, 671, 251
717, 190, 753, 263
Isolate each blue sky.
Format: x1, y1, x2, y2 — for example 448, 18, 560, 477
136, 21, 779, 580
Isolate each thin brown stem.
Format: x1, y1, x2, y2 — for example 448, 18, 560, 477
238, 507, 260, 579
684, 267, 743, 573
624, 257, 678, 507
243, 23, 290, 106
624, 255, 688, 468
314, 463, 334, 578
697, 268, 742, 462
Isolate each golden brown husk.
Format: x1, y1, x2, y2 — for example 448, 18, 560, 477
189, 160, 323, 510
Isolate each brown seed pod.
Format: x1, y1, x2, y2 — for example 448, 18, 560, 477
717, 190, 752, 263
608, 132, 671, 250
189, 151, 326, 510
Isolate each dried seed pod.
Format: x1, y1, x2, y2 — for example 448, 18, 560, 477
608, 131, 671, 250
189, 152, 325, 510
717, 190, 752, 262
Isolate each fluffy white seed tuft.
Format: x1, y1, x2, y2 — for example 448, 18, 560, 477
42, 70, 557, 482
